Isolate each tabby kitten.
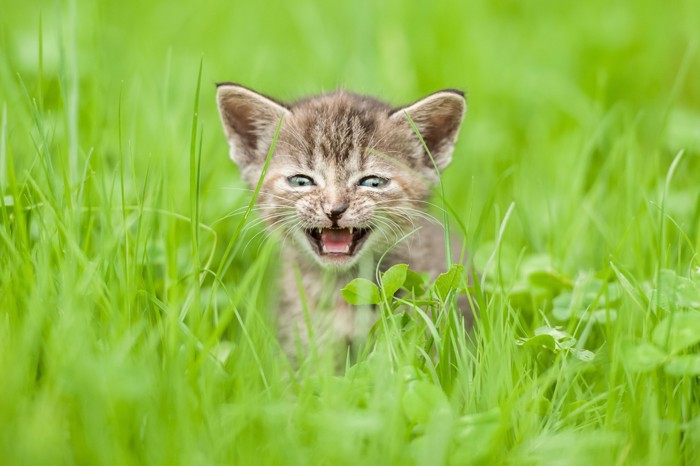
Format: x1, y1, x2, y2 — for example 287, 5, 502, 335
216, 83, 466, 357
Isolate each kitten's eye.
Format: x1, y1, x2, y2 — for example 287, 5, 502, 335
358, 176, 389, 188
288, 175, 315, 187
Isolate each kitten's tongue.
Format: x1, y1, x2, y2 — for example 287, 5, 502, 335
321, 228, 353, 254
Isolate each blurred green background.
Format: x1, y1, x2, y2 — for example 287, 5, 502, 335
3, 0, 699, 270
2, 0, 700, 464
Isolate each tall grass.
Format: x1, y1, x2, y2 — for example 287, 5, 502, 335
1, 0, 700, 464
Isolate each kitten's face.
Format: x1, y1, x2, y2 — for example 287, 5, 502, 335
216, 85, 466, 268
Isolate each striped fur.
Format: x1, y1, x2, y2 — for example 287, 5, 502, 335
216, 84, 467, 358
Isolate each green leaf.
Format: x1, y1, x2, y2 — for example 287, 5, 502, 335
341, 278, 380, 305
652, 312, 700, 354
507, 285, 550, 313
620, 342, 667, 372
529, 269, 572, 292
664, 355, 700, 376
588, 308, 617, 323
402, 269, 426, 294
453, 409, 500, 442
516, 333, 557, 351
401, 380, 448, 424
517, 326, 593, 361
381, 264, 408, 297
678, 285, 700, 309
654, 269, 700, 311
571, 348, 595, 362
535, 326, 576, 349
433, 264, 465, 299
552, 292, 573, 320
552, 276, 621, 323
450, 409, 501, 464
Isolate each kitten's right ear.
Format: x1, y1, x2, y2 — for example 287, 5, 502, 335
389, 89, 466, 171
216, 83, 289, 169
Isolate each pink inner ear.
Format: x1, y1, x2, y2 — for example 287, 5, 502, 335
221, 98, 260, 150
391, 92, 465, 167
217, 85, 289, 163
420, 111, 461, 156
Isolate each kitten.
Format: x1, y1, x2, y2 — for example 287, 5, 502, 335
215, 83, 467, 357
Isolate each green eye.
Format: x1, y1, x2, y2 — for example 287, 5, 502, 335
359, 176, 389, 188
288, 175, 315, 187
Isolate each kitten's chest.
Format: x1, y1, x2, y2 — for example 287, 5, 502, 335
276, 247, 372, 349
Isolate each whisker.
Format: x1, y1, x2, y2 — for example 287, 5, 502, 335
241, 212, 297, 234
219, 186, 303, 203
373, 198, 447, 213
371, 216, 404, 241
368, 222, 393, 245
242, 216, 300, 254
390, 207, 440, 225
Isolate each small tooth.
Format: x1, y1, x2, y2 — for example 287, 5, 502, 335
349, 227, 354, 234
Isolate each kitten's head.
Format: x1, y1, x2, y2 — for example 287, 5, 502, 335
216, 83, 466, 269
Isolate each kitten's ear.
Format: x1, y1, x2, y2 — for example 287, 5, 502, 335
390, 90, 466, 170
216, 83, 289, 169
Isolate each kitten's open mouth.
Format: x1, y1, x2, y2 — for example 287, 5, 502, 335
305, 227, 370, 257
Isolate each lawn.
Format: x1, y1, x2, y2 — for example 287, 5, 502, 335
1, 0, 700, 464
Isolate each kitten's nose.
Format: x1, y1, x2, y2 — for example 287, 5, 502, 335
326, 203, 349, 224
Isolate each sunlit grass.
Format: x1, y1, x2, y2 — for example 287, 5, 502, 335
1, 0, 700, 464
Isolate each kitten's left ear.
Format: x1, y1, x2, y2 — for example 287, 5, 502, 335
390, 90, 467, 171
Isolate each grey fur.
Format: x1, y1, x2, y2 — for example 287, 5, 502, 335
216, 84, 467, 357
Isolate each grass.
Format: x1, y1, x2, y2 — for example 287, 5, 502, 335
1, 0, 700, 464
